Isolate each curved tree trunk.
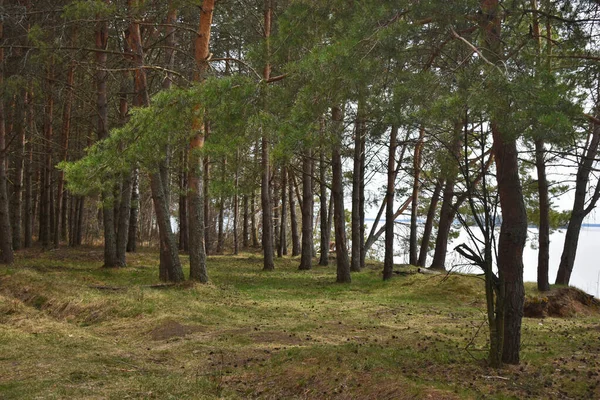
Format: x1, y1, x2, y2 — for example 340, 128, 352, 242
417, 179, 443, 267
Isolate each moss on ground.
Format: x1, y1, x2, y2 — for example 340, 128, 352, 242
0, 246, 598, 399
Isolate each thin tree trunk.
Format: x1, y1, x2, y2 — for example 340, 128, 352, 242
188, 0, 214, 282
430, 128, 462, 271
359, 127, 366, 268
10, 94, 24, 250
417, 179, 443, 267
23, 88, 33, 248
179, 148, 189, 251
251, 191, 259, 247
351, 110, 364, 272
116, 72, 132, 266
0, 10, 13, 263
556, 117, 600, 285
231, 151, 239, 255
536, 139, 550, 291
332, 106, 350, 283
279, 166, 287, 256
127, 168, 139, 252
242, 194, 249, 249
288, 167, 301, 256
409, 128, 425, 265
318, 151, 329, 266
299, 149, 313, 270
383, 126, 397, 280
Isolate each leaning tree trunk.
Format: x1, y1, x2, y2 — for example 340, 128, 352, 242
127, 0, 184, 281
299, 149, 313, 270
417, 179, 443, 267
332, 106, 351, 283
383, 126, 397, 280
555, 117, 600, 285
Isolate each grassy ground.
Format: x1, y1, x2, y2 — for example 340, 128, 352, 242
1, 247, 599, 399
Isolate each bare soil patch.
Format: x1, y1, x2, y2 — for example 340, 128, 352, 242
149, 319, 206, 341
524, 287, 600, 318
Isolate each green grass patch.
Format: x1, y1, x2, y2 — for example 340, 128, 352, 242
0, 246, 598, 399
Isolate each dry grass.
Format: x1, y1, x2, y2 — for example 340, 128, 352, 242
0, 246, 599, 399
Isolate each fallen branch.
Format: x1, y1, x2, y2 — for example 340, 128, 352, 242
417, 268, 442, 275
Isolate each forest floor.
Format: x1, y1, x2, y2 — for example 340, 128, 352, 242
1, 247, 599, 400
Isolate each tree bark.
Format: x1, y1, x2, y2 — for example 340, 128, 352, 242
280, 166, 288, 256
351, 109, 364, 272
261, 0, 275, 271
409, 128, 425, 265
127, 168, 139, 252
242, 194, 249, 249
96, 5, 118, 266
535, 139, 550, 291
299, 149, 313, 270
332, 106, 351, 283
188, 0, 214, 282
383, 126, 397, 280
417, 179, 443, 267
288, 167, 301, 256
10, 93, 25, 250
0, 11, 13, 264
251, 191, 259, 247
179, 148, 189, 251
556, 118, 600, 285
318, 151, 329, 266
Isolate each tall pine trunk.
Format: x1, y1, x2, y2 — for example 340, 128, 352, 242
409, 128, 425, 265
299, 149, 313, 270
0, 11, 14, 264
288, 167, 300, 256
318, 151, 329, 266
332, 106, 350, 283
279, 166, 287, 257
383, 126, 397, 280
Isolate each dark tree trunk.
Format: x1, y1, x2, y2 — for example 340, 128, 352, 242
299, 149, 313, 270
127, 168, 139, 252
39, 65, 54, 248
351, 113, 364, 272
23, 88, 33, 248
251, 191, 259, 247
203, 154, 211, 255
482, 0, 527, 365
383, 126, 398, 280
76, 196, 84, 246
10, 94, 25, 250
288, 167, 301, 256
242, 194, 249, 249
117, 171, 132, 266
332, 106, 351, 283
96, 7, 118, 267
409, 128, 425, 265
279, 166, 287, 257
318, 151, 329, 266
179, 148, 189, 251
0, 13, 13, 263
234, 153, 240, 255
273, 166, 281, 257
430, 130, 462, 271
359, 129, 366, 268
535, 139, 550, 291
261, 0, 275, 271
417, 179, 443, 267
